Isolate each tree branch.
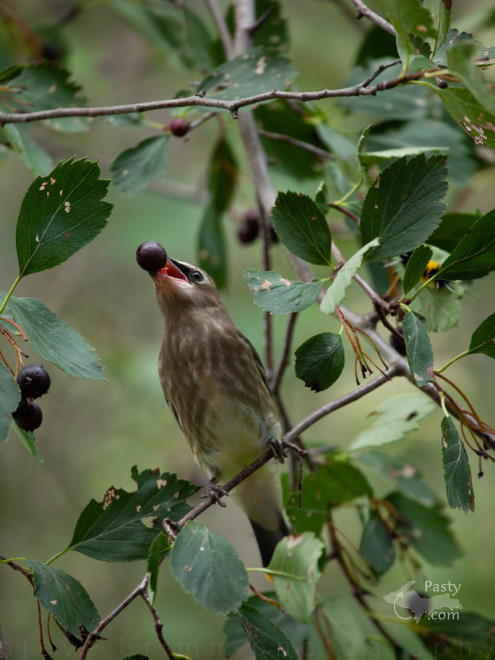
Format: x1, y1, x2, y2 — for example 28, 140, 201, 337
0, 68, 423, 125
258, 129, 335, 160
348, 0, 397, 36
140, 590, 175, 659
271, 312, 298, 394
204, 0, 234, 58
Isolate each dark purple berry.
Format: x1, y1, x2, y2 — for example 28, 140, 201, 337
13, 398, 43, 432
136, 242, 168, 273
41, 42, 63, 61
237, 209, 260, 245
17, 365, 51, 399
390, 331, 407, 356
169, 118, 190, 137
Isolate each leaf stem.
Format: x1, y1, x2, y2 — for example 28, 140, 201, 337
45, 548, 69, 566
436, 349, 470, 374
246, 567, 306, 580
0, 275, 21, 315
0, 556, 26, 564
404, 273, 437, 304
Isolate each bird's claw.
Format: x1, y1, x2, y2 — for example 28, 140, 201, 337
201, 480, 229, 507
269, 437, 288, 463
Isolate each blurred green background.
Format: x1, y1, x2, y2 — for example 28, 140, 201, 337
1, 1, 495, 658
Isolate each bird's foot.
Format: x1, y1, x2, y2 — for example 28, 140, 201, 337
201, 479, 229, 507
283, 439, 308, 458
269, 437, 288, 463
161, 517, 180, 542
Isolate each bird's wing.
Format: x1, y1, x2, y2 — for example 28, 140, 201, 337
236, 331, 272, 394
164, 392, 184, 432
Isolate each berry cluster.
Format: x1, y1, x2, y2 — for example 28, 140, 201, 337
136, 242, 168, 273
12, 365, 51, 431
237, 209, 279, 246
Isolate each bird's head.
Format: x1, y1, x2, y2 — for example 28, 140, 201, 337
152, 257, 222, 315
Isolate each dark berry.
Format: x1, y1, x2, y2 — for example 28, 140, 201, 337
389, 331, 407, 356
13, 398, 43, 432
136, 242, 168, 273
41, 42, 63, 61
237, 209, 260, 245
169, 118, 190, 137
17, 365, 51, 399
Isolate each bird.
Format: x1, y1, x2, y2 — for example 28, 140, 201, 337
147, 251, 289, 565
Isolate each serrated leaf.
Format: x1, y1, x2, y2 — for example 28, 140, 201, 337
272, 191, 331, 265
428, 213, 480, 253
253, 0, 289, 53
441, 417, 475, 512
403, 311, 434, 387
3, 124, 53, 176
227, 604, 298, 660
359, 511, 395, 574
433, 209, 495, 281
0, 295, 105, 380
170, 521, 248, 614
286, 459, 371, 534
269, 533, 324, 623
1, 65, 87, 132
437, 86, 495, 149
468, 313, 495, 358
376, 0, 435, 63
350, 393, 436, 450
340, 59, 430, 120
294, 332, 344, 392
147, 532, 170, 603
403, 245, 433, 294
360, 154, 448, 261
320, 238, 380, 314
244, 270, 323, 313
355, 450, 436, 506
197, 46, 295, 101
66, 467, 197, 562
322, 596, 373, 660
0, 362, 21, 444
25, 560, 100, 641
224, 591, 309, 657
422, 610, 495, 658
447, 39, 495, 115
16, 158, 112, 277
359, 146, 448, 167
386, 492, 462, 565
410, 281, 464, 332
111, 135, 169, 193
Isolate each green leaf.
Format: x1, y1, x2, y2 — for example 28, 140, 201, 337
3, 124, 53, 176
16, 158, 112, 277
437, 86, 495, 149
469, 313, 495, 358
340, 59, 430, 120
198, 138, 237, 289
359, 511, 395, 574
1, 65, 87, 132
227, 604, 298, 660
376, 0, 436, 58
0, 362, 21, 444
403, 245, 433, 294
294, 332, 344, 392
447, 39, 495, 115
355, 450, 436, 506
0, 295, 105, 380
272, 191, 332, 265
410, 280, 464, 332
428, 213, 480, 253
111, 135, 169, 193
359, 146, 449, 167
322, 595, 373, 660
441, 417, 475, 512
67, 467, 197, 562
386, 492, 463, 565
197, 46, 295, 101
360, 154, 448, 261
434, 209, 495, 281
12, 423, 43, 462
253, 0, 289, 53
423, 610, 495, 658
25, 560, 100, 641
403, 311, 434, 387
268, 533, 324, 623
170, 521, 248, 615
224, 592, 309, 657
107, 112, 144, 127
320, 238, 380, 314
286, 459, 371, 534
351, 394, 436, 450
147, 532, 170, 603
244, 270, 323, 313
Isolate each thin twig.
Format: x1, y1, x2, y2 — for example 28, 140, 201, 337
271, 312, 298, 394
140, 590, 175, 659
348, 0, 397, 35
328, 202, 360, 224
189, 110, 216, 130
0, 68, 424, 125
258, 129, 335, 160
204, 0, 234, 58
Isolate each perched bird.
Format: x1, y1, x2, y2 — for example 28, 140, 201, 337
141, 247, 289, 565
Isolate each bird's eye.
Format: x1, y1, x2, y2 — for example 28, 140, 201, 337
190, 270, 204, 283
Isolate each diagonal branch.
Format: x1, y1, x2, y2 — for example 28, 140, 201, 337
348, 0, 396, 35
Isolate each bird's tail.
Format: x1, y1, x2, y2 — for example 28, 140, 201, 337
249, 513, 290, 566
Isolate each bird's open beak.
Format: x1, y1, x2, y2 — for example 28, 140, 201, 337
153, 258, 189, 285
